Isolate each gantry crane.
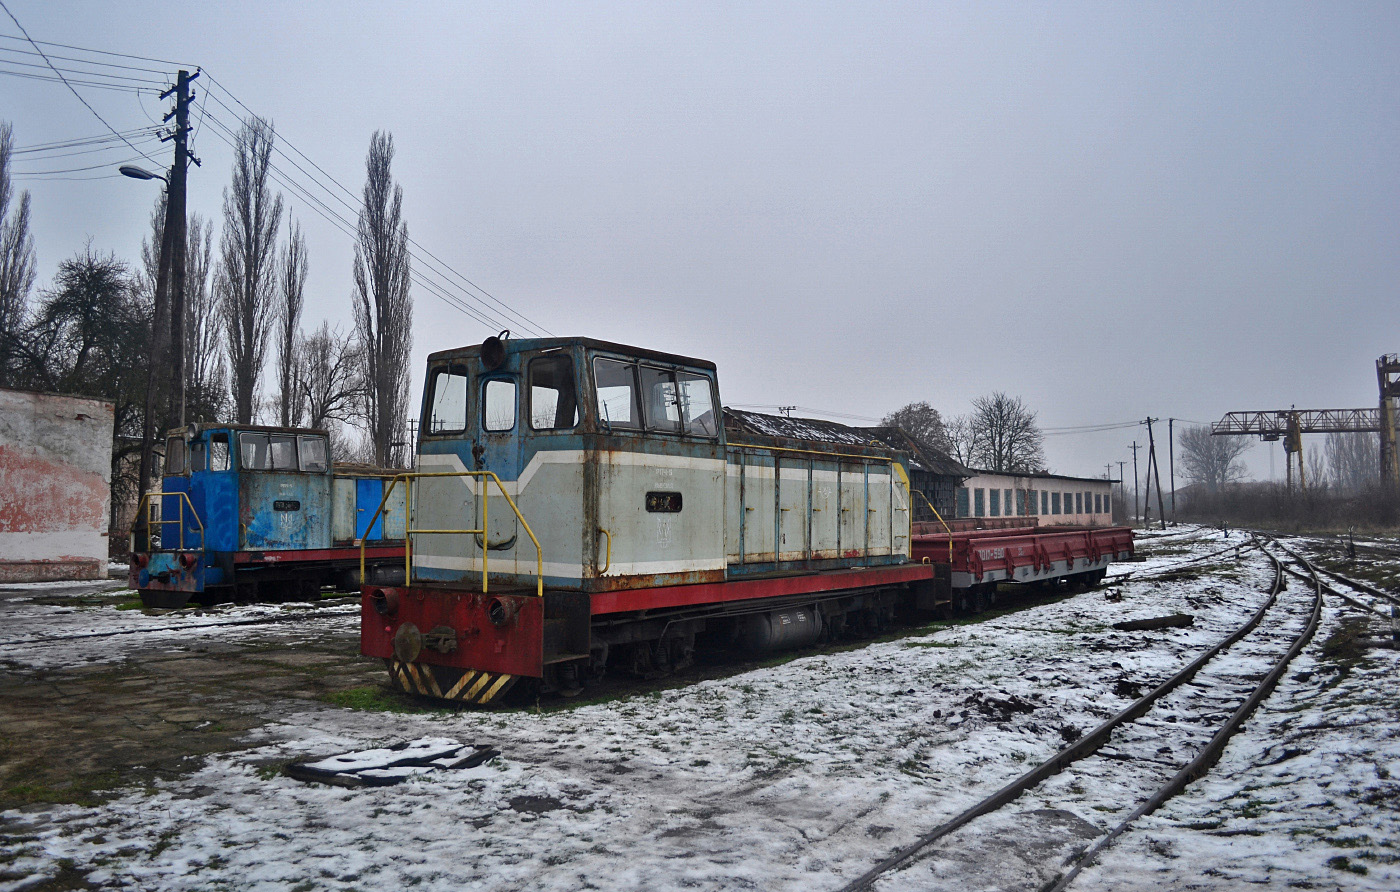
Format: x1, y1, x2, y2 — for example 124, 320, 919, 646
1211, 354, 1400, 491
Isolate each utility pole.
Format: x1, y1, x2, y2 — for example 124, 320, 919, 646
135, 69, 199, 509
1168, 417, 1176, 522
1130, 441, 1140, 526
1116, 460, 1127, 524
1145, 417, 1166, 530
162, 69, 199, 428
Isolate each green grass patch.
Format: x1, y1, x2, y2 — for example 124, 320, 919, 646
321, 686, 433, 713
3, 770, 126, 809
1326, 855, 1368, 875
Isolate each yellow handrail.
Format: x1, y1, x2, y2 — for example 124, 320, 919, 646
912, 489, 954, 564
128, 490, 205, 553
359, 470, 544, 598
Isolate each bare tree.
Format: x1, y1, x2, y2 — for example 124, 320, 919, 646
352, 131, 413, 467
966, 392, 1046, 472
882, 401, 952, 452
1178, 425, 1249, 491
218, 117, 283, 424
1326, 431, 1379, 492
0, 121, 36, 387
183, 213, 226, 421
301, 321, 363, 431
946, 413, 977, 466
1306, 443, 1327, 490
144, 203, 224, 421
275, 219, 308, 427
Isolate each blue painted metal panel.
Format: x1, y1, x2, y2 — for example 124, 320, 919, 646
239, 471, 332, 550
355, 477, 384, 540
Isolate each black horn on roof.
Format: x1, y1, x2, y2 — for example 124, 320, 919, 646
481, 330, 510, 371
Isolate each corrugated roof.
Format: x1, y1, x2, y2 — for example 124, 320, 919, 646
860, 426, 972, 478
723, 408, 876, 447
721, 409, 971, 480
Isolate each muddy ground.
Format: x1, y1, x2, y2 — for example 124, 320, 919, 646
0, 582, 384, 814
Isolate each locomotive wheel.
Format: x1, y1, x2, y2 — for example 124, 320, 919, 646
971, 585, 990, 614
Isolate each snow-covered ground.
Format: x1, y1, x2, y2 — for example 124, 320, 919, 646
0, 585, 359, 671
2, 527, 1397, 891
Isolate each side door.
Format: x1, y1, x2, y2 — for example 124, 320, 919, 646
476, 365, 523, 571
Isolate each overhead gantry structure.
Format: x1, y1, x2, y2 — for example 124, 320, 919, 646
1211, 354, 1400, 491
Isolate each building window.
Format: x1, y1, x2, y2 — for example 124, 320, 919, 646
975, 488, 985, 517
1041, 491, 1048, 514
989, 489, 1000, 516
1004, 489, 1013, 514
1052, 492, 1061, 514
1104, 493, 1111, 515
1075, 492, 1083, 514
957, 487, 969, 518
1094, 493, 1102, 514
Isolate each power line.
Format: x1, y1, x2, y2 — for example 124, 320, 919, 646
2, 26, 553, 339
0, 4, 163, 165
197, 85, 550, 337
0, 53, 167, 84
0, 32, 195, 68
195, 110, 513, 334
199, 73, 553, 338
0, 65, 165, 94
0, 43, 172, 75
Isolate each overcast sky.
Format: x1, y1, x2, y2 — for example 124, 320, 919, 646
5, 1, 1397, 482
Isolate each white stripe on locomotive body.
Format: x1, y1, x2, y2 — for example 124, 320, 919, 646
412, 443, 911, 588
412, 450, 728, 584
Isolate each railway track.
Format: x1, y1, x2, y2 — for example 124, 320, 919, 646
0, 599, 357, 651
837, 538, 1323, 892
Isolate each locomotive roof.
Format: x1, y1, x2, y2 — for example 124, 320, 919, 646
427, 337, 717, 371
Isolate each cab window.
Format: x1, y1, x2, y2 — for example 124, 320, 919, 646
299, 435, 329, 472
677, 371, 717, 437
593, 358, 641, 430
426, 365, 469, 434
209, 434, 230, 471
240, 432, 298, 471
483, 379, 516, 432
639, 366, 681, 434
165, 436, 187, 475
530, 354, 579, 430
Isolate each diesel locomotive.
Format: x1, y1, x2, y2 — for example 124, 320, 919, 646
130, 423, 406, 607
359, 335, 1132, 705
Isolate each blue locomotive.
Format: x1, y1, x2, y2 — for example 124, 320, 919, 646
130, 423, 406, 608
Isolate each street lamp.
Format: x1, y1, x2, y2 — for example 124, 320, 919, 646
119, 165, 168, 183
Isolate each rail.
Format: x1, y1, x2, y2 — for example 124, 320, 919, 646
840, 535, 1318, 891
129, 490, 205, 553
359, 470, 544, 597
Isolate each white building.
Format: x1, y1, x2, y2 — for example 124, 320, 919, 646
954, 470, 1113, 527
